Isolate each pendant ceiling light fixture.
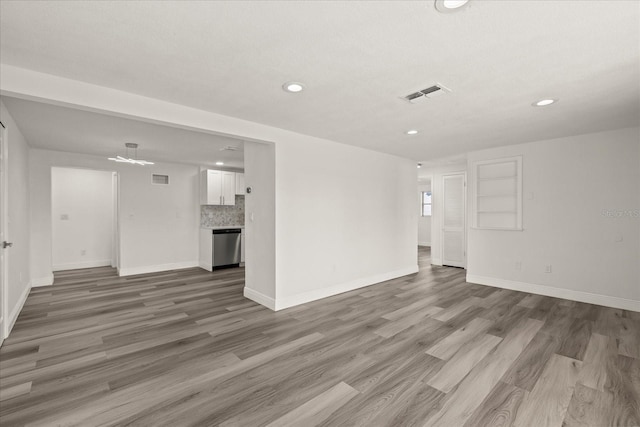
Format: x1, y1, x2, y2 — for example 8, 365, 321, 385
108, 143, 154, 165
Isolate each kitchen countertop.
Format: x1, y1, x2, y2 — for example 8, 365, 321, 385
201, 225, 245, 230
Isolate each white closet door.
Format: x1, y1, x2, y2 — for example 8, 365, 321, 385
442, 173, 466, 268
0, 126, 6, 342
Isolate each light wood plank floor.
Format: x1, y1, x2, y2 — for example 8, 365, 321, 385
1, 248, 639, 426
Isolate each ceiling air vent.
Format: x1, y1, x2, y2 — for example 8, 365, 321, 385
220, 145, 242, 152
404, 84, 450, 104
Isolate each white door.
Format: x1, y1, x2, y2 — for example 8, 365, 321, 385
112, 172, 120, 270
0, 122, 8, 343
442, 173, 466, 268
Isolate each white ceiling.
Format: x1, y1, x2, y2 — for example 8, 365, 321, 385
1, 97, 245, 168
1, 1, 638, 162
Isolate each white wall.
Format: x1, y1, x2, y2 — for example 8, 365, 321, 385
30, 149, 200, 282
418, 181, 431, 246
4, 67, 419, 311
51, 167, 114, 271
428, 163, 467, 266
273, 138, 418, 310
466, 127, 640, 310
0, 100, 31, 337
243, 141, 276, 308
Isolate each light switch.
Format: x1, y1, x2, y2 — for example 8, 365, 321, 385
60, 214, 69, 220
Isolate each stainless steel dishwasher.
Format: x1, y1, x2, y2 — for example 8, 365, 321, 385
212, 228, 241, 270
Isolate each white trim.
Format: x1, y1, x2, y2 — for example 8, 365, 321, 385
118, 261, 198, 277
7, 281, 31, 336
243, 287, 276, 311
198, 262, 213, 272
31, 274, 54, 287
418, 242, 431, 247
441, 172, 467, 268
52, 259, 112, 271
274, 265, 419, 311
470, 155, 523, 231
431, 258, 443, 266
0, 121, 6, 344
466, 274, 640, 312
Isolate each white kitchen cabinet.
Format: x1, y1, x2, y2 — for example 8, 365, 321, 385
198, 228, 213, 271
200, 170, 236, 205
240, 228, 245, 264
235, 172, 245, 195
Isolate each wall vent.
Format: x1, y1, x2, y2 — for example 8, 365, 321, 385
404, 84, 450, 104
152, 174, 169, 185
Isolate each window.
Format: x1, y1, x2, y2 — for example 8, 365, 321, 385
421, 191, 432, 216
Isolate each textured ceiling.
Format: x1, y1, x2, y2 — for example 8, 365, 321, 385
1, 1, 638, 162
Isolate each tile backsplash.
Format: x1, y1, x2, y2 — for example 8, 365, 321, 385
201, 195, 245, 227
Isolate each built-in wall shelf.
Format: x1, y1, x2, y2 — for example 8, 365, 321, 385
472, 156, 522, 230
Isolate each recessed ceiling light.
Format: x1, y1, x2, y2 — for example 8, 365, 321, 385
532, 99, 558, 107
406, 130, 419, 135
417, 163, 423, 168
216, 161, 224, 166
435, 0, 470, 13
283, 82, 304, 93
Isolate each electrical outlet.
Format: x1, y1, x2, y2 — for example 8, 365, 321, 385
81, 249, 87, 256
544, 265, 552, 273
514, 261, 522, 270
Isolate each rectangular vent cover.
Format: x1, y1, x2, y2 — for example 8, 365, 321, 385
152, 174, 169, 185
220, 145, 242, 152
404, 84, 450, 104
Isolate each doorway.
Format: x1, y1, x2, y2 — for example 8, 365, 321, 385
442, 172, 466, 268
51, 167, 118, 272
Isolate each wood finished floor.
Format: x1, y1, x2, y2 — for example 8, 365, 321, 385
1, 247, 639, 426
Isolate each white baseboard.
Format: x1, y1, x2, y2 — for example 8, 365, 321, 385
6, 281, 31, 337
274, 265, 419, 311
418, 241, 431, 247
53, 259, 112, 271
31, 274, 54, 287
198, 262, 212, 272
243, 287, 276, 311
119, 261, 198, 277
466, 274, 640, 312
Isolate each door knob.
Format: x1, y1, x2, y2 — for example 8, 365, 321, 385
2, 241, 13, 248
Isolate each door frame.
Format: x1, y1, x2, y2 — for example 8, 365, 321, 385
113, 172, 121, 273
441, 171, 467, 268
49, 167, 120, 274
0, 120, 7, 344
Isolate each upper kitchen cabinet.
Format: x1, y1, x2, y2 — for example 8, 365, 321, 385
235, 173, 245, 195
200, 169, 236, 205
